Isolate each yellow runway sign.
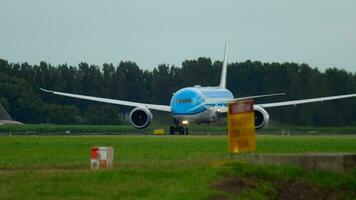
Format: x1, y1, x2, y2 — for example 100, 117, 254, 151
228, 99, 256, 153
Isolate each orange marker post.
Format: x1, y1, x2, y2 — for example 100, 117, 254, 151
90, 146, 114, 169
228, 99, 256, 153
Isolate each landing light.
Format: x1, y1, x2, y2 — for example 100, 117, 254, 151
182, 120, 189, 125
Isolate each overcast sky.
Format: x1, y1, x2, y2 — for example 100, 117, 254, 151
1, 0, 355, 71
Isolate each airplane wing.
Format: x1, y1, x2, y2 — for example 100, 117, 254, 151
40, 88, 171, 112
258, 93, 356, 108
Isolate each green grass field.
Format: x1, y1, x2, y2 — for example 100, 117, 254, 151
0, 135, 355, 199
3, 124, 356, 135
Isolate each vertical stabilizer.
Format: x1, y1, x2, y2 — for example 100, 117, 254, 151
0, 103, 12, 120
219, 41, 228, 88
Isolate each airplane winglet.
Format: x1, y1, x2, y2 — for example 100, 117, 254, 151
40, 88, 54, 93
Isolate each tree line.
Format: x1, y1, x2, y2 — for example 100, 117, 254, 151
1, 58, 356, 126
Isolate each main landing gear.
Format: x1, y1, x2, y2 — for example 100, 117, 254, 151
169, 125, 189, 135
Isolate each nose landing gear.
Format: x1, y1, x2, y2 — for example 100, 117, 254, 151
169, 125, 189, 135
170, 119, 189, 135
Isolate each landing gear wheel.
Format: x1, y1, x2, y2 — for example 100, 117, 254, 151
169, 124, 189, 135
178, 126, 185, 135
169, 126, 175, 135
184, 127, 189, 135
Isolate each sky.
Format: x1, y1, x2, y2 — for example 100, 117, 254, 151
0, 0, 355, 71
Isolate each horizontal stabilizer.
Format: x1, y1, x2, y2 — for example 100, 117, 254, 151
234, 93, 286, 101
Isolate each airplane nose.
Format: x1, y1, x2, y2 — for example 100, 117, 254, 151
171, 88, 204, 115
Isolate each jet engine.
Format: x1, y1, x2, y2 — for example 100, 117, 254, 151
253, 105, 269, 129
129, 107, 153, 129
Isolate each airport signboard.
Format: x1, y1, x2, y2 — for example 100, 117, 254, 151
227, 99, 256, 153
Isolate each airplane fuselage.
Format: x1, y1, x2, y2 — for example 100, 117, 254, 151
170, 86, 234, 125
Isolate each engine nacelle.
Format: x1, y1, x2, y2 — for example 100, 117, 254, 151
129, 107, 153, 129
253, 105, 269, 129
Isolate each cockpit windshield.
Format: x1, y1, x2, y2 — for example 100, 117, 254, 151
176, 99, 192, 103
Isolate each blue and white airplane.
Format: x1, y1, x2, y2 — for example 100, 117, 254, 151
41, 43, 356, 134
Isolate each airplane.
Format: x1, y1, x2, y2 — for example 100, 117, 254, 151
41, 42, 356, 135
